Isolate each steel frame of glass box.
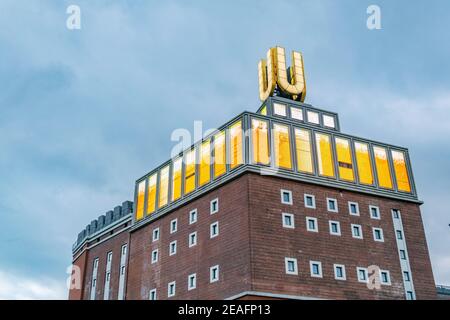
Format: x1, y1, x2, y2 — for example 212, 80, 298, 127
132, 96, 419, 230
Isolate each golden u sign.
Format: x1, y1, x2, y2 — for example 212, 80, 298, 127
258, 46, 307, 102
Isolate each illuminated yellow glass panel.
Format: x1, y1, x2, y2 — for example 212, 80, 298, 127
294, 128, 313, 173
335, 137, 354, 181
251, 119, 270, 165
260, 105, 267, 115
392, 150, 411, 192
315, 133, 335, 177
230, 121, 243, 169
158, 165, 169, 207
199, 139, 211, 186
373, 146, 393, 189
171, 158, 182, 201
147, 174, 157, 215
354, 142, 373, 185
273, 123, 292, 169
184, 149, 196, 194
135, 180, 145, 220
214, 131, 226, 178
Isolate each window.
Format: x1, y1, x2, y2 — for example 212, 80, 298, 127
304, 194, 316, 209
184, 149, 196, 195
273, 102, 287, 116
199, 139, 211, 187
168, 281, 176, 298
392, 209, 400, 219
391, 150, 411, 192
147, 174, 157, 215
171, 158, 182, 201
170, 219, 178, 233
214, 131, 226, 178
373, 228, 384, 242
282, 213, 295, 229
188, 273, 197, 290
151, 249, 158, 264
210, 198, 219, 214
273, 123, 292, 169
351, 224, 363, 239
323, 114, 335, 128
285, 257, 298, 275
291, 107, 303, 120
373, 146, 393, 189
327, 198, 338, 212
251, 119, 270, 165
400, 250, 407, 260
348, 202, 360, 216
149, 289, 157, 300
335, 137, 354, 181
396, 230, 403, 240
403, 271, 410, 281
152, 228, 160, 242
294, 128, 313, 173
210, 222, 219, 238
229, 121, 243, 169
158, 165, 170, 207
310, 261, 323, 278
210, 265, 219, 283
136, 180, 146, 220
107, 252, 112, 262
357, 267, 368, 283
315, 133, 335, 177
121, 245, 127, 255
189, 209, 198, 224
260, 105, 267, 115
329, 221, 341, 236
169, 241, 177, 256
406, 291, 414, 300
281, 189, 293, 205
380, 270, 391, 285
369, 206, 380, 219
121, 266, 125, 275
306, 217, 318, 232
334, 264, 346, 280
307, 111, 319, 124
354, 142, 374, 185
189, 232, 197, 247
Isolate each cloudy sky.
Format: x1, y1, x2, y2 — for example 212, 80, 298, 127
0, 0, 449, 299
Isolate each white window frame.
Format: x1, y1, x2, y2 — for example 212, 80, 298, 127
348, 202, 360, 216
210, 221, 219, 238
369, 205, 381, 220
210, 265, 219, 283
373, 227, 384, 242
306, 217, 318, 232
323, 114, 335, 128
273, 102, 287, 117
189, 231, 197, 247
396, 230, 403, 240
327, 198, 338, 212
167, 281, 176, 298
170, 218, 178, 234
169, 240, 177, 256
210, 198, 219, 214
280, 189, 293, 205
149, 288, 157, 300
282, 213, 295, 229
334, 264, 346, 280
329, 220, 341, 236
310, 261, 323, 278
307, 110, 319, 124
406, 291, 414, 300
351, 224, 363, 239
400, 249, 407, 260
304, 194, 316, 209
151, 249, 159, 264
188, 273, 197, 290
392, 209, 400, 219
152, 227, 160, 242
403, 271, 411, 282
291, 106, 303, 121
357, 267, 369, 283
189, 209, 198, 224
379, 270, 391, 285
284, 257, 298, 275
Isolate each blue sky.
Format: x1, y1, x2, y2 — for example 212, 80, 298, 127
0, 0, 449, 298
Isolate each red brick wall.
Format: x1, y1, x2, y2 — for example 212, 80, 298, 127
68, 248, 87, 300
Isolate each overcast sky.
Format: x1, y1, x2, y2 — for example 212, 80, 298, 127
0, 0, 449, 299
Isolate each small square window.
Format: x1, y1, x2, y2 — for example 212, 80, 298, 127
306, 217, 318, 232
151, 249, 158, 264
107, 252, 112, 262
406, 291, 414, 300
282, 213, 295, 229
400, 250, 407, 260
396, 230, 403, 240
403, 271, 410, 281
189, 209, 198, 224
210, 265, 219, 283
273, 103, 287, 116
170, 219, 178, 233
327, 198, 338, 212
369, 206, 381, 219
304, 194, 316, 209
392, 209, 400, 219
169, 241, 177, 256
351, 224, 363, 239
348, 202, 360, 216
285, 257, 298, 275
334, 264, 346, 280
373, 228, 384, 242
281, 189, 293, 205
210, 198, 219, 214
380, 270, 391, 285
323, 114, 335, 128
149, 289, 157, 300
210, 222, 219, 238
310, 261, 323, 278
168, 281, 176, 297
189, 232, 197, 247
307, 111, 319, 124
291, 107, 303, 120
357, 267, 368, 283
121, 266, 125, 275
152, 228, 160, 242
329, 221, 341, 236
188, 273, 196, 290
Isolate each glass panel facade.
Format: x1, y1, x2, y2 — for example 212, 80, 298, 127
251, 119, 270, 165
307, 111, 319, 124
392, 150, 411, 192
323, 115, 335, 128
158, 165, 169, 207
214, 131, 226, 178
373, 146, 393, 189
335, 137, 354, 181
171, 158, 182, 201
273, 103, 287, 116
184, 149, 196, 194
260, 105, 267, 115
354, 142, 374, 185
147, 174, 157, 215
229, 121, 243, 169
291, 107, 303, 120
315, 133, 335, 177
273, 123, 292, 169
199, 139, 211, 187
295, 128, 313, 173
136, 180, 145, 220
